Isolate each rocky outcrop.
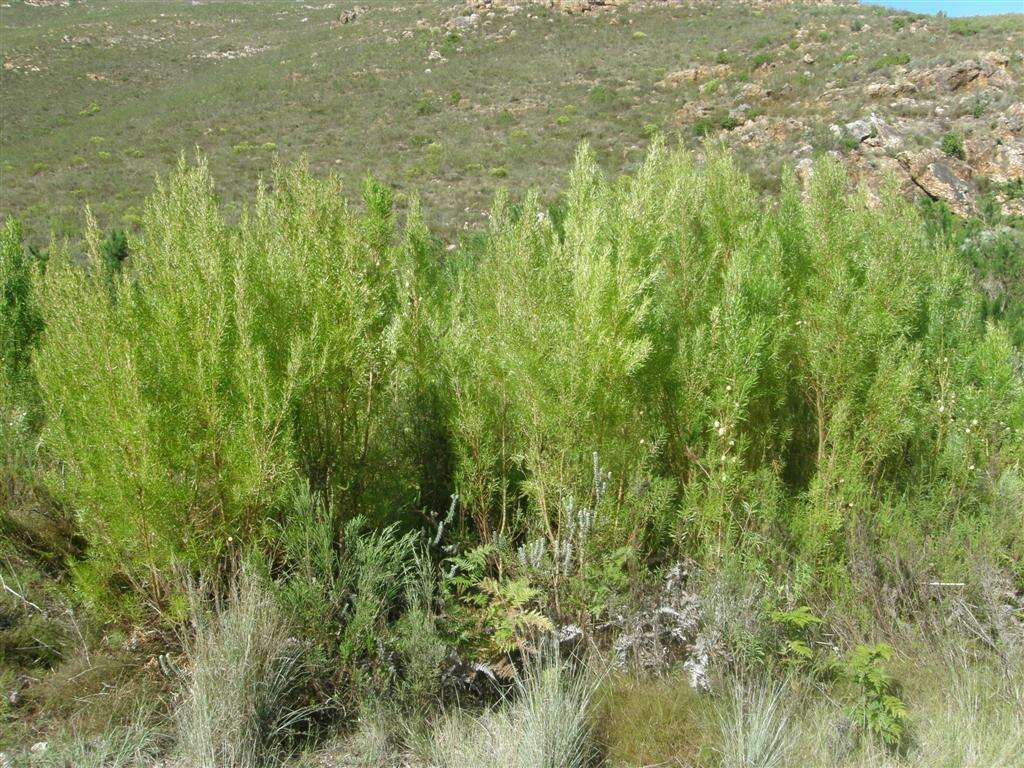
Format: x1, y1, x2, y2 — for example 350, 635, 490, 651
725, 115, 806, 148
914, 52, 1016, 93
968, 136, 1024, 185
863, 80, 918, 99
658, 64, 732, 88
898, 149, 979, 217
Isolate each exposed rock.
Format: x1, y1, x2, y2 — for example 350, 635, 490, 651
861, 117, 902, 151
672, 99, 713, 125
727, 115, 805, 147
1001, 102, 1024, 134
331, 6, 365, 26
841, 118, 875, 143
898, 149, 978, 216
930, 53, 1015, 93
863, 80, 918, 98
729, 102, 752, 123
982, 50, 1010, 69
470, 0, 629, 13
795, 156, 815, 188
739, 81, 771, 100
968, 136, 1024, 185
195, 44, 269, 61
999, 196, 1024, 218
451, 12, 479, 29
846, 151, 914, 207
658, 63, 731, 88
836, 113, 900, 149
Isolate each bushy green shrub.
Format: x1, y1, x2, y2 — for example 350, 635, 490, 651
31, 158, 433, 613
20, 142, 1024, 629
98, 227, 130, 275
1, 220, 44, 400
272, 485, 446, 717
922, 197, 1024, 346
447, 142, 1023, 600
941, 131, 966, 160
448, 144, 669, 554
0, 220, 57, 556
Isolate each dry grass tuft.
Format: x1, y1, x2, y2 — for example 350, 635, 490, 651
175, 568, 305, 768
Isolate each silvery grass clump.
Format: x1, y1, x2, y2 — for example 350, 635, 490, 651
25, 715, 159, 768
716, 678, 794, 768
428, 645, 597, 768
175, 567, 306, 768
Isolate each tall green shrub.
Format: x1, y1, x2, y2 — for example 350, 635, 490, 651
1, 219, 48, 543
31, 158, 426, 612
448, 144, 666, 549
25, 144, 1024, 616
447, 143, 1023, 594
1, 219, 44, 400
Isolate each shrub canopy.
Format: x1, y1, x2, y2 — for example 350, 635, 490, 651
7, 143, 1021, 612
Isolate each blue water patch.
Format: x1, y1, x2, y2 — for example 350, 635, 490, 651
860, 0, 1023, 16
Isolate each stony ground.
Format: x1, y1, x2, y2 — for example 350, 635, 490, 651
1, 0, 1021, 245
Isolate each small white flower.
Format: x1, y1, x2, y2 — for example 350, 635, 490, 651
717, 426, 726, 436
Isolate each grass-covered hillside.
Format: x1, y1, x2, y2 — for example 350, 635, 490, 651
1, 2, 1023, 767
2, 0, 1022, 241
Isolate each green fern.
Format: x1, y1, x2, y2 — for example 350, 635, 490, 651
843, 643, 908, 749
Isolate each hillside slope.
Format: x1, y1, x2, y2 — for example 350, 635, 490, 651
1, 0, 1021, 242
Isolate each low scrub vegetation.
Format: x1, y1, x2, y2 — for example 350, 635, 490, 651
2, 142, 1022, 765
